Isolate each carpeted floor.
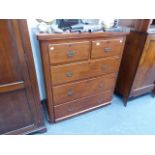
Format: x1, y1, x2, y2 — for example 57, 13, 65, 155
38, 94, 155, 135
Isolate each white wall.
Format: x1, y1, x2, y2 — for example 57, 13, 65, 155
27, 19, 46, 100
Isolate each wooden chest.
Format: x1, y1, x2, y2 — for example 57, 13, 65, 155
37, 32, 127, 122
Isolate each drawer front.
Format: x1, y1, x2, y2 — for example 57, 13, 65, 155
53, 74, 115, 105
48, 41, 90, 65
51, 57, 120, 85
91, 38, 124, 59
54, 90, 112, 120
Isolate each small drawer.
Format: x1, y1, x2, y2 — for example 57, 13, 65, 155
48, 41, 90, 65
51, 57, 120, 85
54, 90, 112, 121
52, 74, 115, 105
91, 38, 124, 59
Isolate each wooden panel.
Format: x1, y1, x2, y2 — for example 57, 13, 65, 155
0, 20, 22, 84
40, 42, 55, 122
51, 57, 120, 85
0, 20, 45, 134
0, 90, 33, 134
131, 84, 154, 97
115, 32, 147, 101
54, 90, 112, 121
53, 74, 115, 105
131, 35, 155, 94
118, 19, 151, 32
17, 20, 46, 132
48, 41, 90, 65
37, 32, 128, 41
0, 81, 24, 93
91, 38, 123, 59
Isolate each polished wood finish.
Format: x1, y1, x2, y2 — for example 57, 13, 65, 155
54, 90, 112, 121
131, 35, 155, 96
37, 32, 127, 122
118, 19, 152, 32
51, 57, 120, 85
49, 41, 90, 65
116, 19, 155, 105
91, 38, 123, 59
0, 82, 24, 93
53, 74, 115, 105
115, 32, 147, 103
37, 32, 128, 41
0, 20, 46, 134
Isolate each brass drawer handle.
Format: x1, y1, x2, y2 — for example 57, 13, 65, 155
65, 71, 74, 77
99, 83, 104, 89
101, 64, 108, 70
104, 48, 111, 52
67, 50, 75, 57
67, 90, 74, 96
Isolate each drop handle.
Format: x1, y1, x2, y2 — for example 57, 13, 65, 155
99, 83, 104, 89
65, 71, 74, 77
67, 50, 75, 57
101, 64, 108, 70
104, 48, 111, 52
67, 90, 74, 96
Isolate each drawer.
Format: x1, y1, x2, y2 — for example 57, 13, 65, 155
48, 41, 90, 65
51, 57, 120, 85
52, 74, 115, 105
54, 90, 112, 121
91, 38, 124, 59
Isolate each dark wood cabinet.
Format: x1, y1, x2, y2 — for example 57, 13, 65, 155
37, 32, 127, 122
116, 19, 155, 106
0, 20, 46, 134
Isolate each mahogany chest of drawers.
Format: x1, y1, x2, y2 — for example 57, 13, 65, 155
37, 32, 127, 123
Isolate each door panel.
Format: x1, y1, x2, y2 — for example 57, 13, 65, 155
0, 81, 24, 93
0, 20, 45, 134
0, 20, 22, 84
132, 35, 155, 93
0, 90, 34, 134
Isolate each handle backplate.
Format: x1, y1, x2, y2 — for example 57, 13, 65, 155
66, 71, 74, 77
104, 48, 111, 52
101, 64, 108, 70
67, 90, 74, 96
67, 50, 75, 57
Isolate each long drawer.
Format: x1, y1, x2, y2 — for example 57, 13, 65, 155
54, 90, 113, 121
48, 41, 90, 65
52, 74, 115, 105
91, 38, 123, 59
51, 56, 120, 85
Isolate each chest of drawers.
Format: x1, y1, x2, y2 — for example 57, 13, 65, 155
37, 32, 127, 122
